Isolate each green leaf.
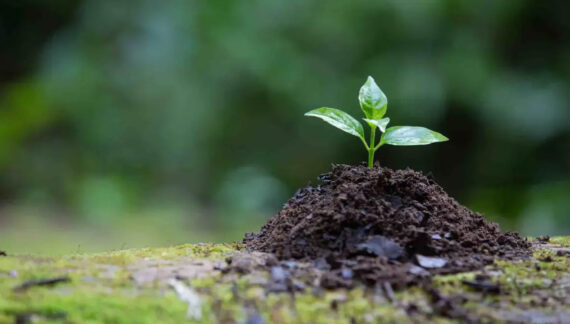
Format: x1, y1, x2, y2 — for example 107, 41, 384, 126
363, 117, 390, 132
381, 126, 448, 146
305, 107, 365, 140
358, 76, 387, 120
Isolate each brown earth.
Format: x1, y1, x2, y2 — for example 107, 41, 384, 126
244, 164, 530, 288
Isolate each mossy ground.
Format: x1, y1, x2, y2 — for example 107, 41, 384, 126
1, 237, 569, 324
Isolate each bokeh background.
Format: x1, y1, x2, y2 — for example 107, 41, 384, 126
1, 0, 569, 254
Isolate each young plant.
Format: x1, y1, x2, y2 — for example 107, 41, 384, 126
305, 76, 448, 168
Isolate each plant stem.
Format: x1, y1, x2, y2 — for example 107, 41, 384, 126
373, 141, 383, 151
368, 126, 376, 168
360, 137, 370, 150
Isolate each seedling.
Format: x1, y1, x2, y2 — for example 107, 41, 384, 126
305, 76, 448, 168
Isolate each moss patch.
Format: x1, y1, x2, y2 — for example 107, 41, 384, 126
1, 239, 569, 323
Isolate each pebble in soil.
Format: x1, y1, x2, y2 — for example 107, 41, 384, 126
244, 164, 530, 288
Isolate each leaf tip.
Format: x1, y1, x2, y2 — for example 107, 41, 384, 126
365, 75, 377, 86
437, 133, 450, 142
304, 108, 319, 117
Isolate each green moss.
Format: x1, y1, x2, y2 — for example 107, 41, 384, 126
0, 243, 240, 323
550, 236, 570, 247
430, 240, 570, 322
1, 239, 569, 323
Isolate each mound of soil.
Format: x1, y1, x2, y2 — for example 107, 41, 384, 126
244, 164, 530, 288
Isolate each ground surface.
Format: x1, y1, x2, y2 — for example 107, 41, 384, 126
0, 237, 569, 324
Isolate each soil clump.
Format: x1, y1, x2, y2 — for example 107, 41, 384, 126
244, 164, 530, 288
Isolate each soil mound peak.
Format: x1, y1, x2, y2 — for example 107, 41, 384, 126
245, 164, 529, 287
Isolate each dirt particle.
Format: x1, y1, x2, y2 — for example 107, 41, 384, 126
15, 312, 67, 324
461, 279, 501, 294
13, 276, 70, 292
357, 235, 404, 259
537, 235, 550, 243
538, 255, 554, 263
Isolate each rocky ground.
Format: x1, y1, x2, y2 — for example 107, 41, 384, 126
1, 236, 569, 324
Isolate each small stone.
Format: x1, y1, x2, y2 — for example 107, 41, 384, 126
265, 281, 288, 293
461, 279, 501, 294
541, 279, 552, 288
292, 280, 306, 291
357, 235, 404, 259
416, 255, 447, 268
168, 279, 202, 320
417, 212, 424, 223
314, 258, 330, 270
280, 261, 297, 269
270, 266, 288, 282
341, 268, 353, 279
408, 265, 430, 276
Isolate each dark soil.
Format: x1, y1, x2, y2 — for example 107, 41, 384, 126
244, 164, 530, 288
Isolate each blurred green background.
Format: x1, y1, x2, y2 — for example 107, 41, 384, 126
1, 0, 569, 254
